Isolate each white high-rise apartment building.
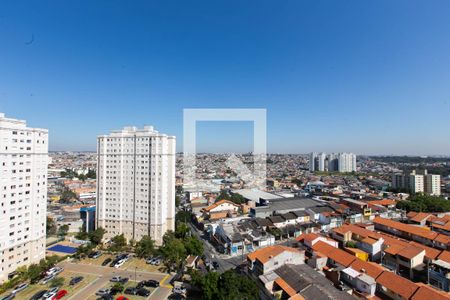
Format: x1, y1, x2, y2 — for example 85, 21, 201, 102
425, 174, 441, 196
338, 152, 357, 173
309, 152, 327, 172
96, 126, 175, 245
409, 173, 424, 194
392, 170, 440, 195
310, 152, 357, 173
0, 113, 48, 283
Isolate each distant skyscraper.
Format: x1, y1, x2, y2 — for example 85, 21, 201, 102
309, 152, 356, 173
309, 152, 317, 172
425, 174, 441, 196
96, 126, 175, 245
338, 152, 357, 173
391, 169, 440, 195
0, 113, 48, 283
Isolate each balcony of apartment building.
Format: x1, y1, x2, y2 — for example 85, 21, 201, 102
428, 261, 450, 292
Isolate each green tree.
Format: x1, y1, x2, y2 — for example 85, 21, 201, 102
396, 193, 450, 212
88, 227, 106, 245
57, 224, 69, 237
135, 236, 156, 258
184, 236, 204, 256
49, 277, 65, 288
175, 222, 190, 239
111, 282, 124, 293
75, 225, 88, 240
218, 270, 240, 300
203, 271, 220, 300
109, 234, 127, 252
73, 244, 94, 259
26, 264, 43, 283
46, 216, 57, 236
159, 238, 186, 272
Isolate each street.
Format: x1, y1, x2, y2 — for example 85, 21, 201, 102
187, 222, 246, 273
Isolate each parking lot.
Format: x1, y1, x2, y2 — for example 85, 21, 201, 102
0, 254, 173, 300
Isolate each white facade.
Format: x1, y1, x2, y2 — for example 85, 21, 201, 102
310, 152, 356, 173
409, 174, 424, 193
338, 152, 357, 172
0, 113, 48, 283
425, 174, 441, 196
96, 126, 175, 245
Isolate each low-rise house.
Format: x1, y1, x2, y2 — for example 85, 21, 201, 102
202, 199, 241, 220
247, 245, 305, 276
341, 267, 376, 297
429, 251, 450, 292
376, 270, 419, 300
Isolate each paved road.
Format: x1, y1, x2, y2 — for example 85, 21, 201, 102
187, 223, 246, 273
60, 261, 173, 300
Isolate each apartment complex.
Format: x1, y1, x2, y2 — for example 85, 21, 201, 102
0, 113, 48, 283
96, 126, 175, 245
392, 169, 441, 195
309, 152, 356, 172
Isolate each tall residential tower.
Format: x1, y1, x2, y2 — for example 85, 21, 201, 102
0, 113, 48, 283
96, 126, 175, 245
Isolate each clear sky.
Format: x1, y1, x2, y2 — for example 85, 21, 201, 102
1, 1, 449, 155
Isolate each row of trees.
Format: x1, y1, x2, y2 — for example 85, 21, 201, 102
190, 269, 258, 300
0, 255, 64, 293
216, 190, 246, 204
396, 193, 450, 212
46, 217, 69, 237
60, 168, 96, 180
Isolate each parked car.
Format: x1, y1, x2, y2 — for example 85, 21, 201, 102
111, 276, 128, 283
114, 259, 126, 268
51, 290, 67, 300
212, 261, 220, 270
136, 288, 150, 297
102, 258, 112, 266
69, 276, 83, 285
115, 296, 129, 300
0, 294, 15, 300
140, 280, 159, 288
40, 274, 55, 285
42, 288, 59, 300
173, 286, 187, 294
100, 294, 113, 300
147, 257, 161, 265
42, 291, 57, 300
11, 282, 28, 294
46, 267, 63, 276
110, 285, 124, 296
30, 290, 48, 300
95, 288, 111, 296
88, 251, 102, 259
124, 287, 138, 295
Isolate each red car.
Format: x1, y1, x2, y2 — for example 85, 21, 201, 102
52, 290, 68, 299
116, 296, 129, 300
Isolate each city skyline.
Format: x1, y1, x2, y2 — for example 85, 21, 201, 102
1, 1, 450, 154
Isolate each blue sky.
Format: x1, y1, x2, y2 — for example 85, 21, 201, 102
1, 1, 450, 154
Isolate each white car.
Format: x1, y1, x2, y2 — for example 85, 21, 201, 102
95, 288, 110, 296
173, 286, 187, 294
40, 274, 55, 285
46, 267, 63, 276
11, 282, 28, 294
114, 259, 125, 268
42, 289, 58, 300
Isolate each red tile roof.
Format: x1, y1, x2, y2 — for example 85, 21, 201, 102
376, 271, 419, 299
247, 245, 303, 264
